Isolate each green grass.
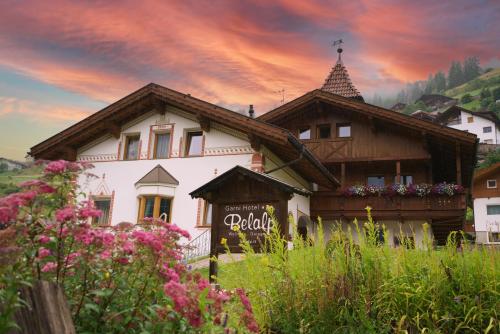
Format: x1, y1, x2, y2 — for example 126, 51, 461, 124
0, 166, 42, 185
445, 68, 500, 98
0, 165, 43, 196
459, 99, 481, 111
214, 211, 500, 333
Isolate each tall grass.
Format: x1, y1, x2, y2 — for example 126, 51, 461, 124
217, 208, 499, 333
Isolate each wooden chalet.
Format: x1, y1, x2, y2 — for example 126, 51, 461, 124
259, 52, 478, 244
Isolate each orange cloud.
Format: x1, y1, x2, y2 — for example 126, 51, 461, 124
0, 96, 90, 122
0, 0, 498, 112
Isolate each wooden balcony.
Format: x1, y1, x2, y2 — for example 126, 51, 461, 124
311, 191, 467, 220
303, 138, 352, 162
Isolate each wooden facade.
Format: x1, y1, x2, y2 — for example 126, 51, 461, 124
259, 91, 478, 244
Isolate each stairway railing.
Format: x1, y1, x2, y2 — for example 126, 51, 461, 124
182, 228, 211, 263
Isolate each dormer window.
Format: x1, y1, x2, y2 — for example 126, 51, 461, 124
124, 135, 140, 160
337, 123, 351, 138
298, 127, 311, 140
317, 124, 331, 139
487, 179, 497, 189
185, 131, 203, 156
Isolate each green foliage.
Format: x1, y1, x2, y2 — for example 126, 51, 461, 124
481, 97, 493, 109
493, 87, 500, 101
463, 56, 482, 82
434, 71, 447, 93
218, 209, 500, 333
466, 206, 474, 221
481, 88, 492, 99
0, 163, 8, 173
461, 93, 473, 104
402, 101, 429, 114
1, 162, 255, 333
479, 149, 500, 169
448, 61, 465, 89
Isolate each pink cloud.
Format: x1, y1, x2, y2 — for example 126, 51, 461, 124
0, 96, 90, 122
0, 0, 498, 114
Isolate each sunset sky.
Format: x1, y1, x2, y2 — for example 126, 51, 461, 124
1, 0, 499, 160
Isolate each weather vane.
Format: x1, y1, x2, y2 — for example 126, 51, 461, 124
333, 39, 343, 60
274, 88, 285, 105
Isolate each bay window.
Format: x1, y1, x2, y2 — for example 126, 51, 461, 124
138, 195, 172, 222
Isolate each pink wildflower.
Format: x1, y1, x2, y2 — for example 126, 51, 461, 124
44, 160, 68, 174
17, 191, 38, 202
78, 201, 102, 219
0, 206, 17, 225
122, 241, 135, 255
66, 252, 81, 264
165, 267, 180, 282
38, 235, 50, 244
116, 257, 129, 265
55, 206, 76, 222
38, 247, 51, 259
100, 250, 112, 260
41, 262, 57, 272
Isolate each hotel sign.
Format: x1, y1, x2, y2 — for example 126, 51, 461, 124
217, 202, 279, 252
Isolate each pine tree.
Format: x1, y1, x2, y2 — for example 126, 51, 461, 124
434, 71, 447, 92
424, 74, 434, 94
448, 61, 465, 89
463, 56, 481, 82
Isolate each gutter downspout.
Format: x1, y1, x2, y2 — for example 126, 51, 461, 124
264, 147, 305, 174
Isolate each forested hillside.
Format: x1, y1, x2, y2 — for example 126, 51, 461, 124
369, 57, 500, 115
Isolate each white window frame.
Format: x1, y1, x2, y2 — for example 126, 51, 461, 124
487, 179, 497, 189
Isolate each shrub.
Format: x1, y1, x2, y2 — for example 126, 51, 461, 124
218, 208, 500, 333
0, 161, 257, 333
461, 93, 473, 104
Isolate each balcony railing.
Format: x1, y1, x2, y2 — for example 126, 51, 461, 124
311, 191, 467, 220
302, 138, 352, 162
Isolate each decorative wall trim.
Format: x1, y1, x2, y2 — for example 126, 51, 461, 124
204, 145, 253, 156
79, 154, 118, 162
78, 145, 253, 162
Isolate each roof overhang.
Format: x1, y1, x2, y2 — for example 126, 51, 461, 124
30, 84, 338, 188
258, 89, 478, 145
190, 165, 312, 199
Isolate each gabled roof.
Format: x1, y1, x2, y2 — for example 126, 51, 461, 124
435, 105, 500, 127
189, 165, 311, 199
135, 165, 179, 185
258, 89, 477, 144
30, 83, 338, 188
417, 94, 456, 106
474, 162, 500, 180
321, 60, 363, 101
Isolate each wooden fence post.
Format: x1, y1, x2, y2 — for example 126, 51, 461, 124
8, 280, 75, 334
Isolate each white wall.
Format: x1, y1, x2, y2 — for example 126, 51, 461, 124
473, 197, 500, 244
321, 219, 432, 248
447, 111, 499, 144
76, 106, 311, 241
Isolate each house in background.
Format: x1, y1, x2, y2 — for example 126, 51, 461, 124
435, 105, 500, 144
472, 162, 500, 244
29, 49, 477, 248
0, 157, 26, 171
416, 94, 457, 112
390, 102, 406, 113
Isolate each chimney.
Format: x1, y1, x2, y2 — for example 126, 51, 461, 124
248, 104, 255, 118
